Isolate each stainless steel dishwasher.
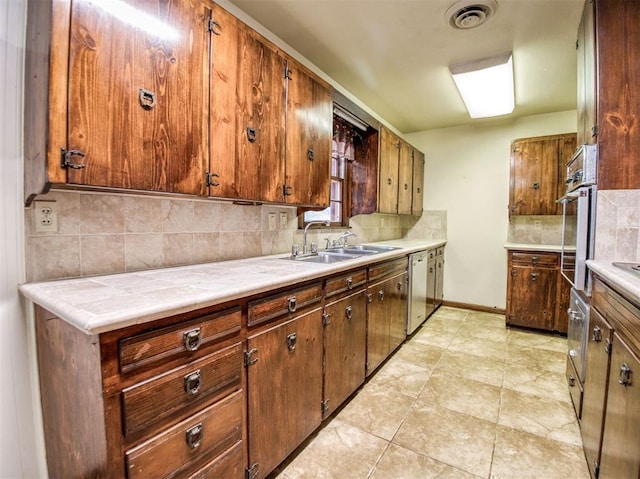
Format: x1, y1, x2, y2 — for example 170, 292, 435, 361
408, 251, 428, 334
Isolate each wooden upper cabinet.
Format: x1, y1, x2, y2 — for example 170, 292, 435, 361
397, 140, 413, 215
209, 6, 284, 202
509, 133, 576, 216
378, 127, 400, 214
283, 57, 332, 207
412, 149, 425, 216
64, 0, 208, 194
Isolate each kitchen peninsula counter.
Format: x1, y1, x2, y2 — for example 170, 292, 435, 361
19, 239, 445, 335
587, 260, 640, 304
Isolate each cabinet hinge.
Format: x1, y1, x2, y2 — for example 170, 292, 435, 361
244, 348, 258, 367
512, 145, 521, 153
321, 399, 330, 414
605, 338, 612, 356
61, 148, 86, 169
591, 124, 598, 138
283, 184, 292, 196
284, 65, 293, 80
208, 18, 221, 35
205, 172, 220, 187
365, 361, 370, 372
322, 312, 332, 327
246, 463, 259, 479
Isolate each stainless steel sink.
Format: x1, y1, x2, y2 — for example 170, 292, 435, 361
282, 244, 401, 263
613, 262, 640, 277
294, 252, 360, 264
327, 245, 401, 255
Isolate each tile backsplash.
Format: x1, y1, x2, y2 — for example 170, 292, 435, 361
594, 189, 640, 262
25, 191, 446, 282
507, 215, 569, 245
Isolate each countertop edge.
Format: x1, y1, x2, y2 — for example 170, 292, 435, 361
587, 260, 640, 304
503, 242, 566, 253
20, 239, 446, 335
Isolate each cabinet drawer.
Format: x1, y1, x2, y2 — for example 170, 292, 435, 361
592, 276, 640, 354
511, 251, 558, 267
248, 283, 322, 327
325, 269, 367, 298
566, 355, 583, 420
125, 390, 243, 479
119, 308, 241, 374
122, 343, 242, 436
186, 441, 244, 479
368, 257, 407, 282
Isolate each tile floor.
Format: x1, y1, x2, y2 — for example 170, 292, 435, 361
271, 306, 591, 479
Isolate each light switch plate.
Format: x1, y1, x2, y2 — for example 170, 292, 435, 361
280, 212, 288, 229
268, 213, 277, 231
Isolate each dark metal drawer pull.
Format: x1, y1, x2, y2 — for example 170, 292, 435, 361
183, 328, 202, 352
530, 272, 538, 281
287, 296, 297, 313
139, 88, 156, 110
287, 332, 297, 352
346, 277, 353, 289
619, 363, 632, 386
568, 375, 575, 387
378, 290, 384, 301
592, 326, 602, 343
345, 306, 353, 320
186, 423, 203, 450
184, 370, 202, 397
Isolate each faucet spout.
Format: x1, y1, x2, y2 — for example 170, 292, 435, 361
303, 220, 330, 254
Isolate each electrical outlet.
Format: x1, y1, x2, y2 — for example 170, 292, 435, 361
268, 213, 277, 231
34, 201, 58, 233
533, 220, 542, 231
279, 212, 288, 229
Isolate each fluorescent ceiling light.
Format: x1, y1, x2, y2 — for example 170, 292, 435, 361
450, 53, 514, 118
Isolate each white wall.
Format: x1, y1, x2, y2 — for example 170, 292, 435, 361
406, 110, 577, 310
1, 1, 46, 478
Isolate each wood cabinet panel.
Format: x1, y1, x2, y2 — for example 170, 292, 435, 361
66, 0, 209, 194
397, 140, 413, 215
125, 390, 243, 479
581, 308, 613, 479
323, 289, 367, 417
389, 272, 409, 352
247, 308, 323, 479
247, 282, 323, 327
284, 58, 332, 207
186, 441, 244, 479
368, 257, 408, 282
325, 269, 367, 298
121, 343, 242, 437
378, 127, 400, 214
412, 149, 425, 216
599, 333, 640, 479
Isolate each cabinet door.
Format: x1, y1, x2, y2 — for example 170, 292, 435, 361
247, 308, 323, 479
426, 257, 436, 317
599, 333, 640, 479
507, 265, 556, 330
554, 273, 572, 334
323, 290, 367, 417
378, 127, 399, 214
366, 279, 391, 376
209, 6, 284, 202
411, 149, 425, 216
66, 0, 208, 195
576, 0, 596, 147
435, 255, 444, 308
284, 58, 332, 207
397, 141, 413, 215
581, 309, 613, 479
509, 137, 562, 215
388, 272, 408, 353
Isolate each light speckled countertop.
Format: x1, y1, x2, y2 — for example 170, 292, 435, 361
503, 242, 566, 253
19, 239, 445, 335
587, 260, 640, 304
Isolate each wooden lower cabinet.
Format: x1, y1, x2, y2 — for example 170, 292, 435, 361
506, 250, 569, 334
366, 258, 409, 376
580, 309, 613, 477
323, 288, 367, 418
35, 304, 246, 479
579, 275, 640, 479
246, 307, 324, 479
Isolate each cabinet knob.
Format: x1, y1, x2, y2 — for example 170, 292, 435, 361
346, 277, 353, 289
530, 272, 539, 281
183, 370, 202, 397
286, 332, 297, 352
183, 328, 202, 352
185, 423, 203, 450
378, 290, 384, 301
619, 363, 632, 386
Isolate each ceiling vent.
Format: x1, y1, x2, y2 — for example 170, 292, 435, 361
445, 0, 498, 30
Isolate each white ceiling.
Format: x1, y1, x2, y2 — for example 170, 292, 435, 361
227, 0, 585, 133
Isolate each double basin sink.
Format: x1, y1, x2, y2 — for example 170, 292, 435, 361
287, 245, 400, 264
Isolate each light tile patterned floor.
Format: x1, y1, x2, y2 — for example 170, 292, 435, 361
271, 307, 590, 479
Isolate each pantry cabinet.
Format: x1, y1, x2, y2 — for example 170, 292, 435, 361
378, 126, 425, 216
366, 258, 408, 375
506, 250, 569, 334
508, 133, 577, 216
577, 0, 640, 190
322, 269, 368, 418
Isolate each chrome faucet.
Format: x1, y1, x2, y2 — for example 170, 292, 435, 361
336, 231, 357, 247
302, 220, 330, 255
